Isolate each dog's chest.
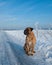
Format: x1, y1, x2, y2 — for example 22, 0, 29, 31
29, 42, 32, 46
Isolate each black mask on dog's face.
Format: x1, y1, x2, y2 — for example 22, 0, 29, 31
24, 27, 33, 35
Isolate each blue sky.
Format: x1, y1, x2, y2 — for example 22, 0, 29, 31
0, 0, 52, 29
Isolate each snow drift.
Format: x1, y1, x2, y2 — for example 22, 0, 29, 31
0, 30, 52, 65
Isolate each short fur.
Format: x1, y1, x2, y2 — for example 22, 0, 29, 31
24, 27, 36, 55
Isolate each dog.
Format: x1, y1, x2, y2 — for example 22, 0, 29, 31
24, 27, 36, 55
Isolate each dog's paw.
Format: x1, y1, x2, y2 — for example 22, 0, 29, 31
33, 51, 36, 53
30, 52, 34, 56
26, 53, 30, 56
25, 52, 30, 56
30, 54, 34, 56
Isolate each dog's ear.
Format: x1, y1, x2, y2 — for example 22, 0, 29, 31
24, 29, 26, 35
24, 29, 27, 35
30, 27, 33, 31
24, 28, 29, 35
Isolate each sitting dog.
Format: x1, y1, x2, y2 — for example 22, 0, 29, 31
24, 27, 36, 55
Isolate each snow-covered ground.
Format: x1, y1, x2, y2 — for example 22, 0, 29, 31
0, 30, 52, 65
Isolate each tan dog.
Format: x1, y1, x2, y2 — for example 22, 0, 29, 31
24, 27, 36, 55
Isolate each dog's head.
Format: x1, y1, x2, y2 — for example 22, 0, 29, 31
24, 27, 33, 35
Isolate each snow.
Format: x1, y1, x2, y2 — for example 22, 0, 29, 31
0, 30, 52, 65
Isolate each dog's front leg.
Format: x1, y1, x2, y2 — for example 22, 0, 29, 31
31, 43, 35, 53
